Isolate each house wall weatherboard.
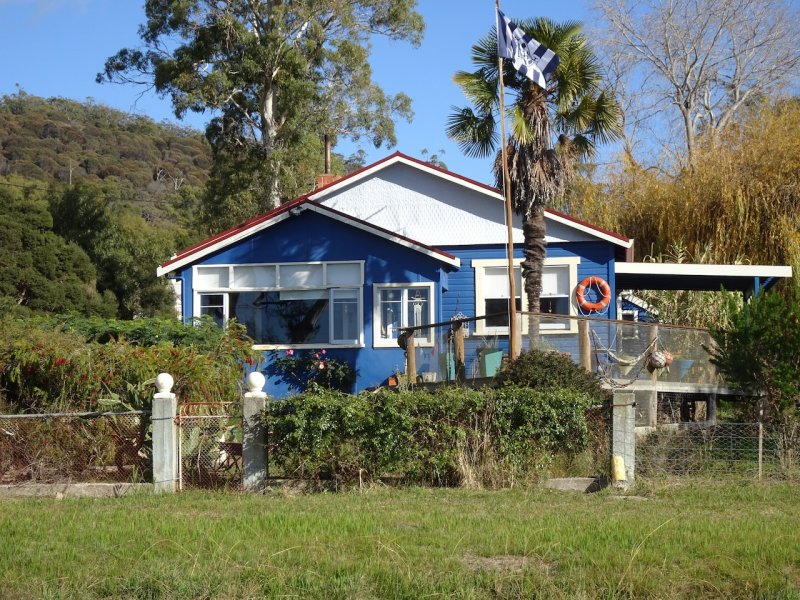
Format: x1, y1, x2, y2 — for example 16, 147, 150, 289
176, 209, 454, 396
439, 240, 617, 362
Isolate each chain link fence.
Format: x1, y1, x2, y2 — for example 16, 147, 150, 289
177, 403, 243, 490
0, 411, 149, 484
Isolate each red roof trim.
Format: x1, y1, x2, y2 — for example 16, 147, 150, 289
160, 196, 308, 269
544, 207, 631, 244
310, 151, 630, 244
160, 195, 459, 271
160, 151, 631, 270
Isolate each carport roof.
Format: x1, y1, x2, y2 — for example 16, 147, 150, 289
614, 263, 793, 292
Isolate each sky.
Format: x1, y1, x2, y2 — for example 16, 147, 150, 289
0, 0, 595, 186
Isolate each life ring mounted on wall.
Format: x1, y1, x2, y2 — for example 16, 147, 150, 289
576, 276, 611, 312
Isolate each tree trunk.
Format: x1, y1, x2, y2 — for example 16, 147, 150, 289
521, 207, 546, 346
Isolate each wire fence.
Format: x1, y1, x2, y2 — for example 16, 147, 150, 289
0, 411, 149, 484
177, 402, 243, 491
635, 421, 800, 480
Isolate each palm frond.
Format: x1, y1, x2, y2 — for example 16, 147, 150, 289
445, 106, 498, 159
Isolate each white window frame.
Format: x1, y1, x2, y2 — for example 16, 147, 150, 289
472, 257, 580, 335
373, 282, 435, 348
193, 261, 365, 349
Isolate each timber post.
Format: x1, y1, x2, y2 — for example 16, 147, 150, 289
405, 330, 416, 384
453, 320, 466, 384
578, 318, 591, 372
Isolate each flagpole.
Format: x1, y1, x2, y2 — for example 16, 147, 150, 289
496, 0, 520, 360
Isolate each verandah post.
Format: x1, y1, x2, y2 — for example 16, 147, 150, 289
578, 318, 591, 372
152, 373, 178, 493
647, 324, 659, 427
405, 330, 416, 384
453, 320, 466, 384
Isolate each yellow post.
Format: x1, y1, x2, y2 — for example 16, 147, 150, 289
611, 456, 627, 482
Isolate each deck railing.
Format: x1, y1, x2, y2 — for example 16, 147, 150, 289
398, 312, 719, 388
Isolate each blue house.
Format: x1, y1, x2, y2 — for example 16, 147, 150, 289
158, 152, 790, 396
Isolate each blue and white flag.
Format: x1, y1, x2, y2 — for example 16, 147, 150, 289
496, 8, 559, 90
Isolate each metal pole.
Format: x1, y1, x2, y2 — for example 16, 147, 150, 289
758, 401, 764, 481
496, 0, 519, 360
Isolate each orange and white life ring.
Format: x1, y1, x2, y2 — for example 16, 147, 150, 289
576, 276, 611, 312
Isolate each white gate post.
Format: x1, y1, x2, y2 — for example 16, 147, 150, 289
612, 390, 636, 486
152, 373, 178, 493
243, 371, 268, 491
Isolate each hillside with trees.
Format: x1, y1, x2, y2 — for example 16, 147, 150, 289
0, 92, 217, 318
0, 91, 211, 228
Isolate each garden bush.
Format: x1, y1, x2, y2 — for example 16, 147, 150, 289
0, 316, 259, 413
267, 384, 594, 487
269, 349, 356, 393
495, 348, 607, 403
710, 291, 800, 421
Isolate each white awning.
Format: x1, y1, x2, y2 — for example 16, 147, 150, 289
615, 263, 792, 292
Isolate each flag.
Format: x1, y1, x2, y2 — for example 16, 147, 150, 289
496, 8, 559, 90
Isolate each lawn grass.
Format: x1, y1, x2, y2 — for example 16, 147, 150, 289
1, 482, 799, 599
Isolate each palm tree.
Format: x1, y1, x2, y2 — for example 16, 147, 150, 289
447, 18, 622, 340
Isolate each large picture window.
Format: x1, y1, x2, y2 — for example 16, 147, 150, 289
193, 262, 363, 348
473, 257, 580, 335
373, 283, 434, 347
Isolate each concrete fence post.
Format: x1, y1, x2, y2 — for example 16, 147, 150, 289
612, 390, 636, 486
242, 371, 268, 491
152, 373, 178, 493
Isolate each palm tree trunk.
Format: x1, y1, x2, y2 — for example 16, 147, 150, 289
522, 207, 546, 346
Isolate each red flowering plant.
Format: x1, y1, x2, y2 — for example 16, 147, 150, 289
270, 349, 356, 393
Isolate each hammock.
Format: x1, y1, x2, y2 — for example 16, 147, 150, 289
591, 329, 660, 388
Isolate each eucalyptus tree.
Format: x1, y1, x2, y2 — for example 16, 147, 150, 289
99, 1, 424, 226
595, 0, 800, 168
447, 18, 622, 336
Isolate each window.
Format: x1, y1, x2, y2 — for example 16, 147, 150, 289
200, 294, 225, 327
473, 257, 580, 335
373, 283, 434, 347
481, 265, 522, 330
193, 262, 363, 348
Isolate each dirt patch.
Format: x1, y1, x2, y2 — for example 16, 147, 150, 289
462, 552, 552, 575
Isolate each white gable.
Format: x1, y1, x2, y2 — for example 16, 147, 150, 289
311, 159, 628, 248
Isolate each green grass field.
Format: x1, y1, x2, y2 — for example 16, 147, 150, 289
1, 482, 799, 599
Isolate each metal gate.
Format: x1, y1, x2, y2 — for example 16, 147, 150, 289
176, 402, 243, 490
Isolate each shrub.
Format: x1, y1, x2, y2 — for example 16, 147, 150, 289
710, 291, 800, 421
267, 384, 593, 487
24, 314, 254, 359
0, 316, 259, 413
270, 349, 355, 393
495, 348, 607, 402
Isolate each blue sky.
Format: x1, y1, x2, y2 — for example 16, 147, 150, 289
0, 0, 593, 185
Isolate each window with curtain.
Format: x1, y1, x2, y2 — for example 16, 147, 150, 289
194, 262, 363, 347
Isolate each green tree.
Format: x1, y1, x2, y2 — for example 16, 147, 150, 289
99, 0, 424, 228
50, 182, 177, 318
710, 291, 800, 421
447, 18, 622, 337
0, 177, 117, 316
